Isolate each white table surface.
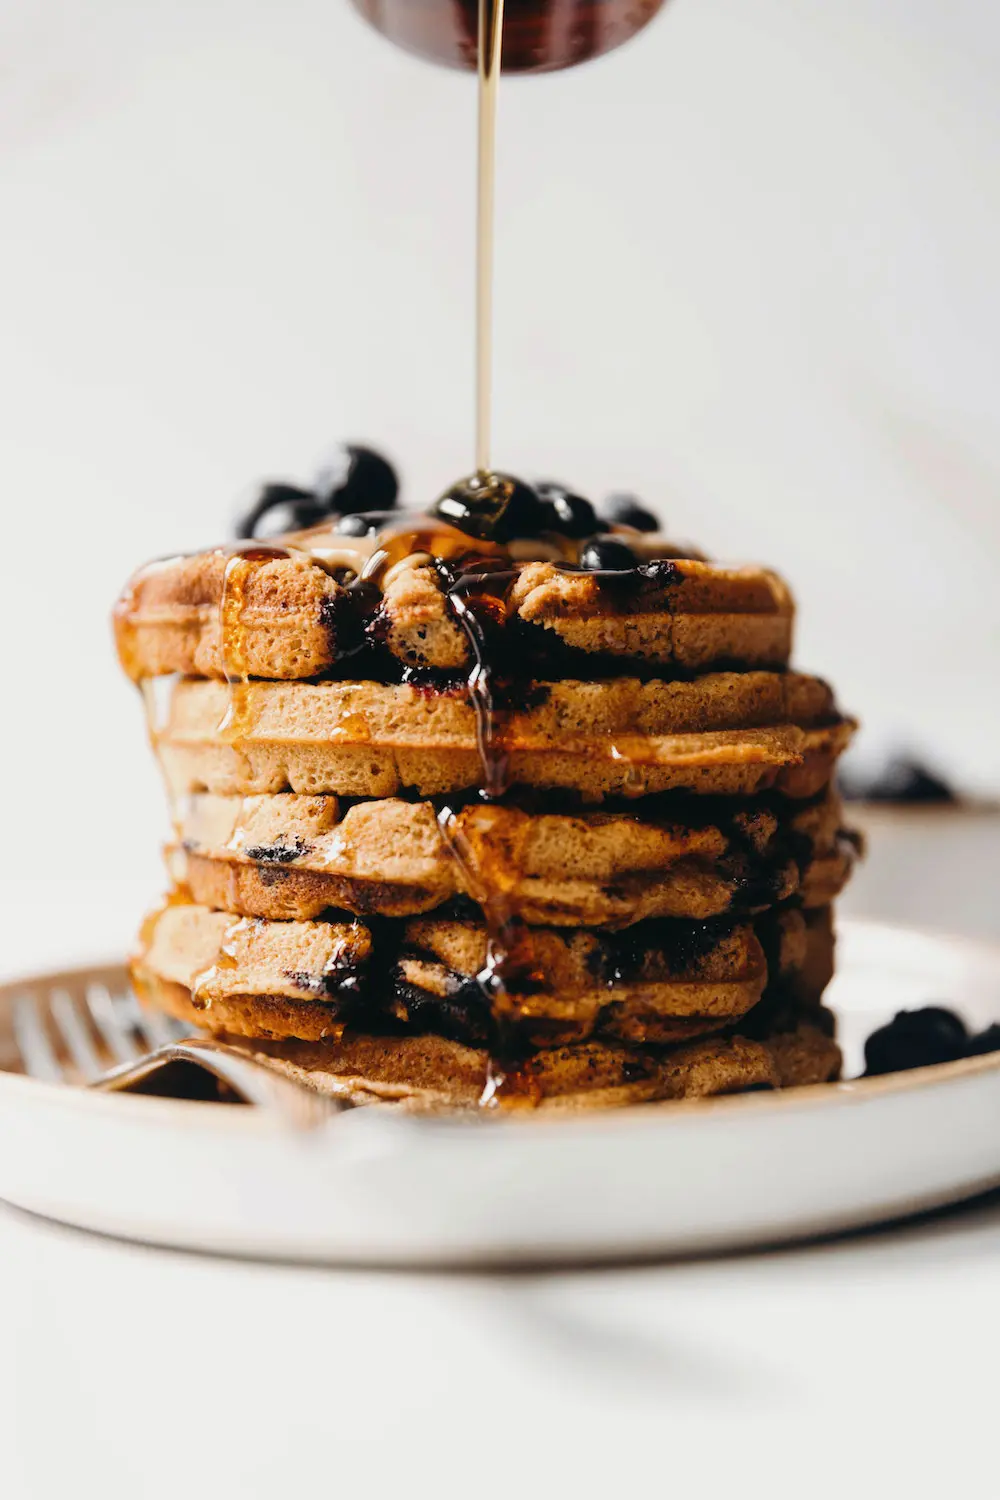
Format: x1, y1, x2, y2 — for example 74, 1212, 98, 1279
1, 807, 998, 1498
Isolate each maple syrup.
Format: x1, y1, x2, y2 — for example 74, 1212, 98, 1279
189, 914, 254, 1011
429, 558, 552, 1103
217, 545, 297, 741
475, 0, 504, 476
130, 885, 197, 1017
415, 0, 581, 1030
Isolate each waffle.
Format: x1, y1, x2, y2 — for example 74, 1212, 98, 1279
131, 895, 833, 1050
155, 672, 855, 801
169, 786, 854, 925
132, 897, 371, 1041
390, 907, 833, 1047
170, 1006, 842, 1111
114, 536, 793, 681
116, 480, 859, 1111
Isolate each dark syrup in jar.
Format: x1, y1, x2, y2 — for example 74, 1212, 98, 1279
349, 0, 667, 74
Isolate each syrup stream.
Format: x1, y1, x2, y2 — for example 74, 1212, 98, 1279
475, 0, 505, 475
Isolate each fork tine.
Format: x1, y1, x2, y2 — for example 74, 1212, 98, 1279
121, 990, 189, 1049
162, 1015, 196, 1042
84, 984, 140, 1066
12, 993, 63, 1082
49, 989, 104, 1082
162, 1014, 196, 1041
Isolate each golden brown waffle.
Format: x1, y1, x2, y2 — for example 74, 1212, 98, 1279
114, 539, 793, 681
131, 895, 834, 1049
151, 1007, 842, 1111
132, 897, 371, 1041
392, 906, 834, 1047
773, 905, 837, 1007
170, 786, 854, 926
155, 672, 855, 801
116, 497, 858, 1114
395, 916, 769, 1046
133, 898, 768, 1045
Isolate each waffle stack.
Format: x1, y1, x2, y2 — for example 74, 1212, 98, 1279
114, 480, 858, 1110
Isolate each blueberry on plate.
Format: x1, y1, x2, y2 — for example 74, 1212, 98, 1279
235, 483, 327, 540
314, 444, 399, 516
579, 538, 638, 572
964, 1024, 1000, 1057
433, 473, 546, 543
863, 1006, 968, 1076
841, 756, 956, 805
601, 492, 660, 532
535, 482, 602, 539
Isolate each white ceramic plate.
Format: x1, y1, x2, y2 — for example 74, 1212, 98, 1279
1, 918, 999, 1266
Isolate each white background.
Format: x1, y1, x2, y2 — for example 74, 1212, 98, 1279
0, 0, 998, 962
1, 10, 999, 1490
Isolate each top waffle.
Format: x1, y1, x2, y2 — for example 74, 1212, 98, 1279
113, 522, 794, 682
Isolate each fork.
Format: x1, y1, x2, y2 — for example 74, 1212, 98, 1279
11, 981, 345, 1125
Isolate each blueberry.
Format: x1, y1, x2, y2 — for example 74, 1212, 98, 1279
601, 493, 660, 532
965, 1024, 1000, 1057
864, 1006, 968, 1076
433, 473, 546, 543
841, 756, 956, 805
335, 513, 374, 537
334, 509, 399, 538
535, 482, 602, 539
498, 479, 547, 540
580, 538, 638, 572
235, 483, 326, 540
313, 444, 399, 516
641, 559, 683, 586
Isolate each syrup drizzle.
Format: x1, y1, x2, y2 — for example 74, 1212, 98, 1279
139, 674, 185, 840
432, 563, 546, 1103
217, 545, 297, 744
475, 0, 505, 475
131, 884, 198, 1016
189, 913, 254, 1010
